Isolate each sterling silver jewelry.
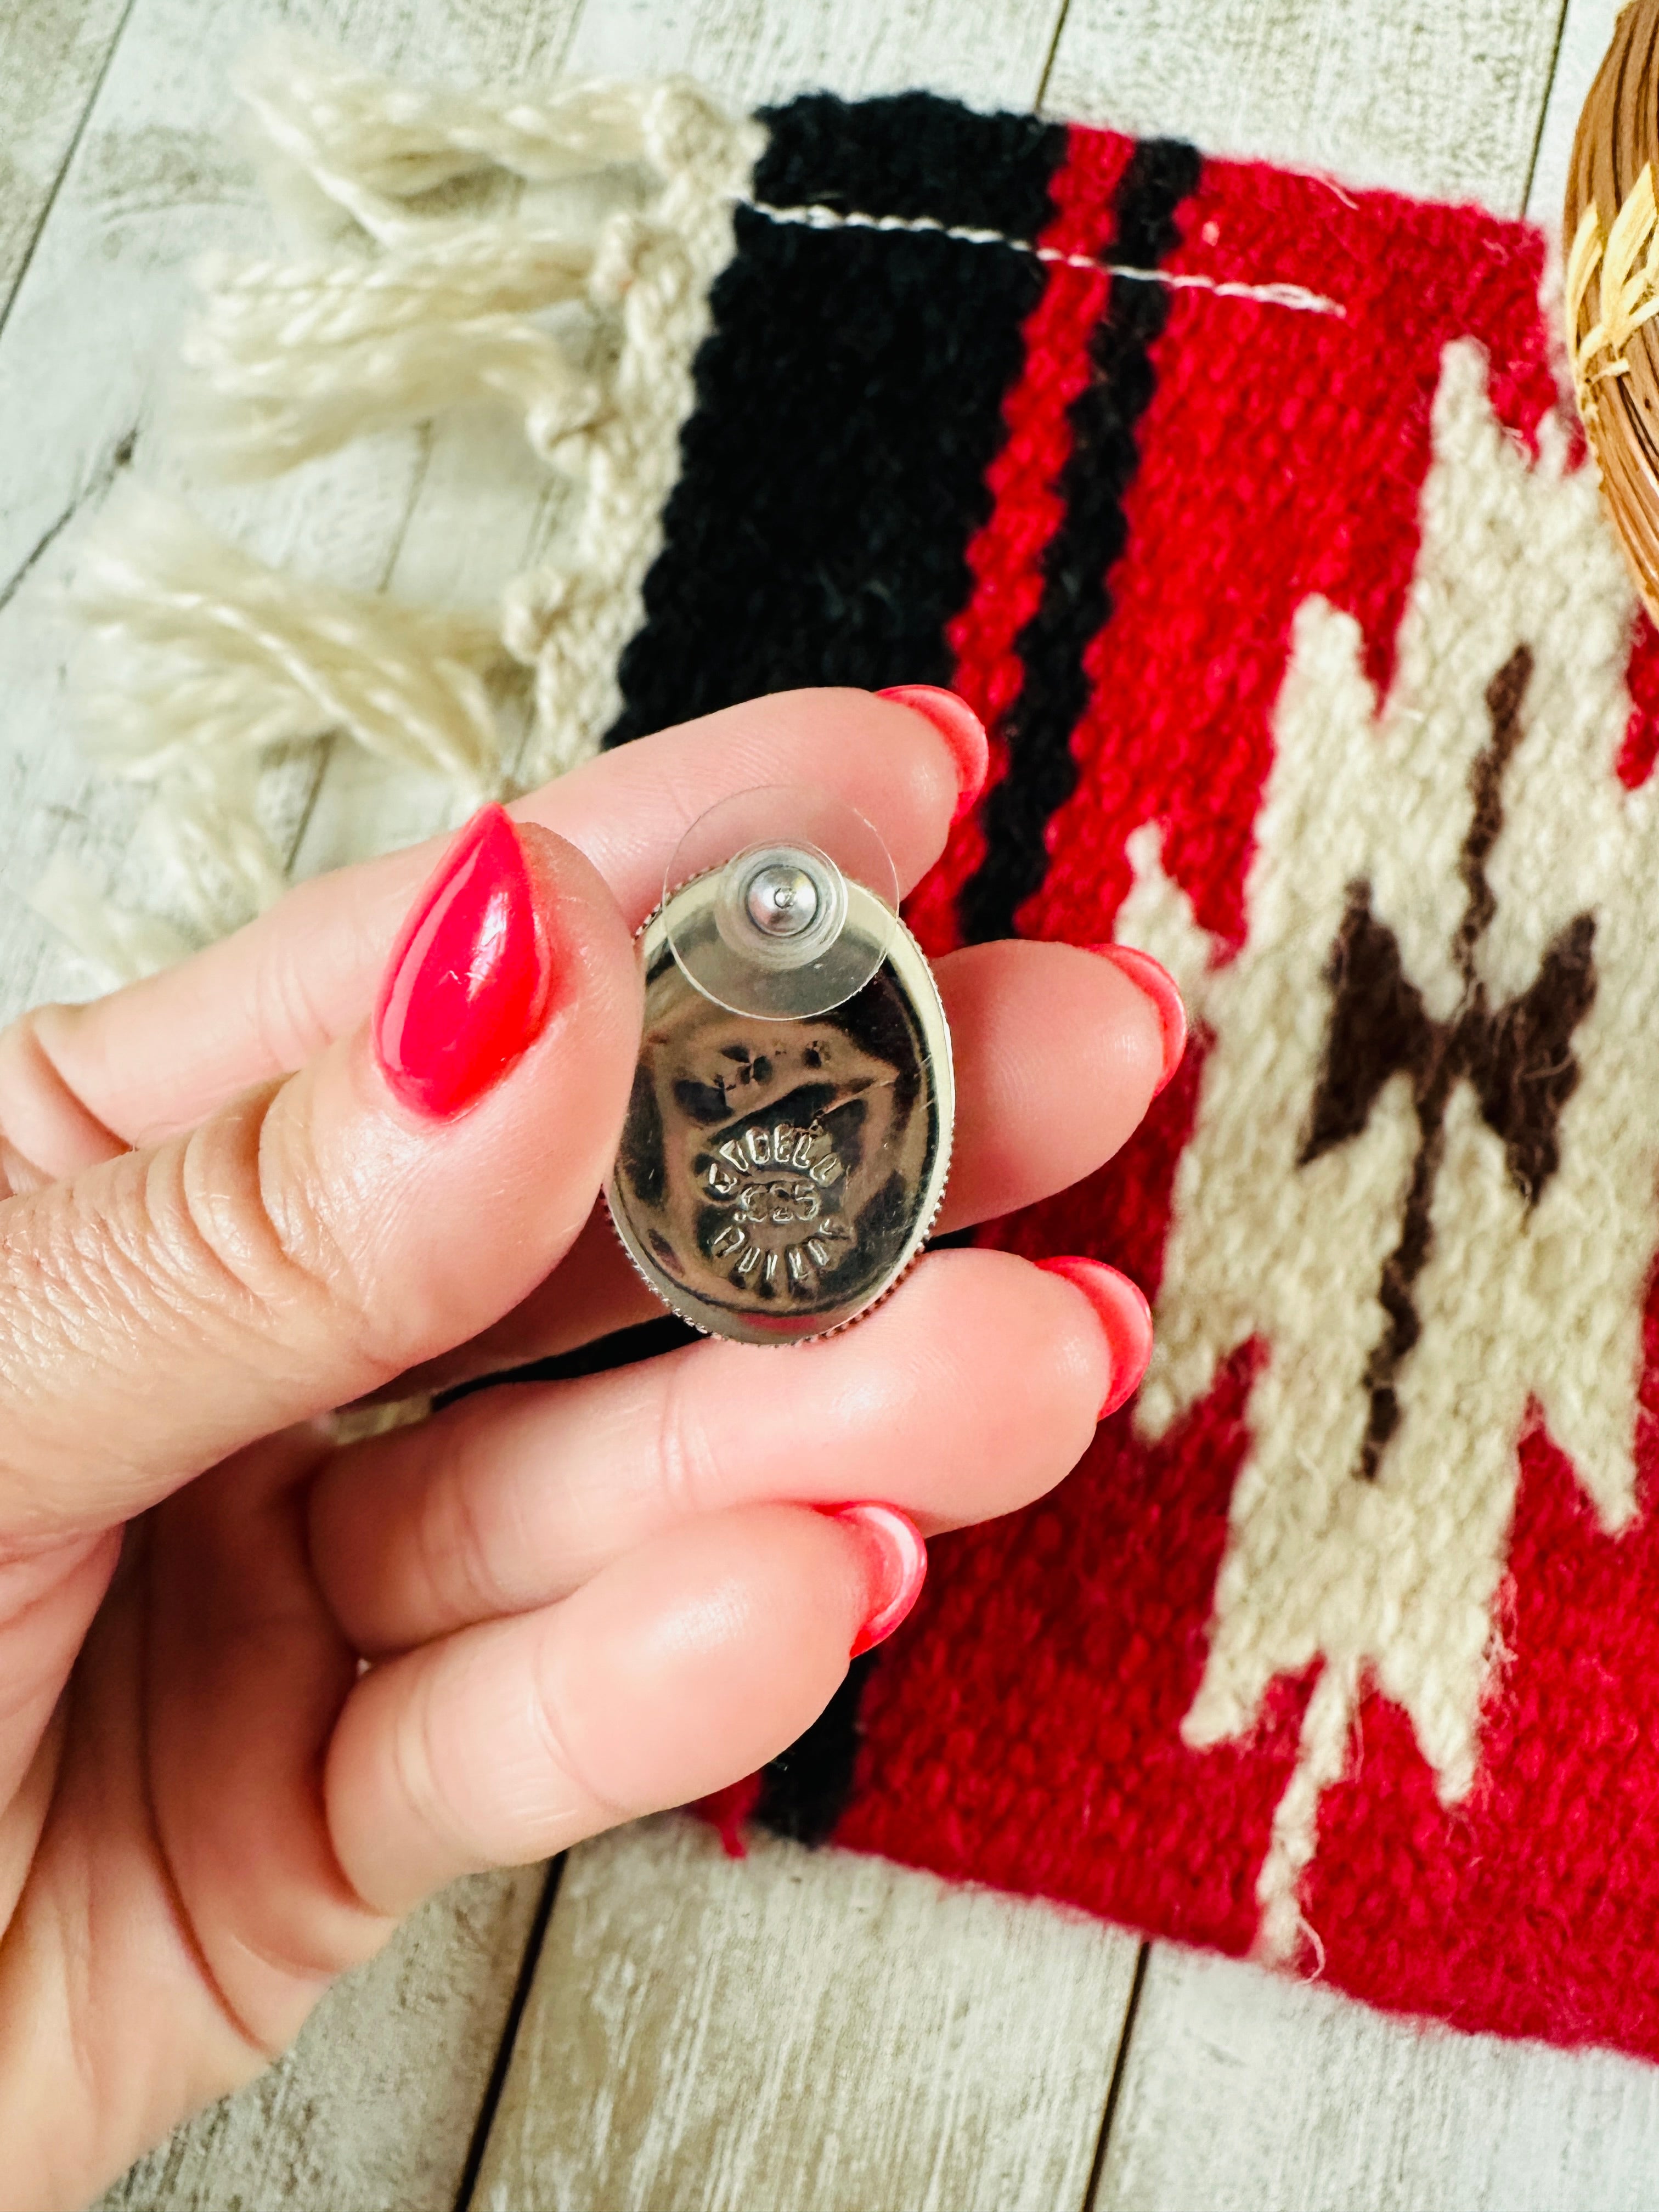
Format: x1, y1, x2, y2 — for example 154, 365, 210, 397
606, 788, 954, 1346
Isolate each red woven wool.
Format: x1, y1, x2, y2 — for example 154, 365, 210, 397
1618, 608, 1659, 789
849, 125, 1659, 2062
904, 127, 1137, 955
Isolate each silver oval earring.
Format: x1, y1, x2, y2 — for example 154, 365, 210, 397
606, 786, 954, 1345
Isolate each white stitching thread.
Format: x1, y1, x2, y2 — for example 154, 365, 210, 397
743, 197, 1346, 319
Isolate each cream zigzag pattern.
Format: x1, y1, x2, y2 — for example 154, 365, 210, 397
1117, 338, 1659, 1964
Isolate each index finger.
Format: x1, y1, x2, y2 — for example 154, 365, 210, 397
13, 687, 980, 1154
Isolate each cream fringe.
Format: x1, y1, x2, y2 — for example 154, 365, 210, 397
39, 37, 760, 982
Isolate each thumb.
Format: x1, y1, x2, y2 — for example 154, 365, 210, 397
0, 808, 639, 1541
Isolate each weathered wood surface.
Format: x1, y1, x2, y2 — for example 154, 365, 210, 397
472, 1817, 1141, 2212
1046, 0, 1569, 211
1526, 0, 1621, 224
99, 1869, 548, 2212
560, 0, 1068, 110
0, 0, 131, 324
1095, 1944, 1659, 2212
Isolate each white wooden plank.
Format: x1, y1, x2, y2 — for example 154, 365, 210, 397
1525, 0, 1621, 227
473, 1816, 1142, 2212
1045, 0, 1567, 215
96, 1867, 548, 2212
561, 0, 1066, 114
0, 0, 131, 320
1093, 1945, 1659, 2212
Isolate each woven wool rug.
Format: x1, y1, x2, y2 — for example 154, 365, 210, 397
632, 96, 1659, 2064
58, 52, 1659, 2064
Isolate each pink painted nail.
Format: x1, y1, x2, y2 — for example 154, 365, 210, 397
825, 1502, 929, 1657
1037, 1257, 1154, 1419
876, 684, 990, 823
1090, 943, 1187, 1094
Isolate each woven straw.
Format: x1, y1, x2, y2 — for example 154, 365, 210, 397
1566, 0, 1659, 619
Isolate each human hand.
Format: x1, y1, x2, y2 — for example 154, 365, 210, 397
0, 689, 1176, 2210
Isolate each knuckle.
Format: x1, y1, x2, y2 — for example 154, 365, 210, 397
526, 1631, 631, 1826
393, 1662, 484, 1876
0, 1084, 380, 1404
420, 1420, 515, 1633
175, 1085, 374, 1356
246, 910, 341, 1076
0, 1092, 307, 1379
653, 1356, 722, 1522
0, 1006, 120, 1181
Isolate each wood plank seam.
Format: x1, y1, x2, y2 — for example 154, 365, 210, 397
0, 0, 139, 348
0, 423, 134, 624
1035, 0, 1076, 111
1521, 0, 1575, 215
452, 1857, 564, 2212
1083, 1941, 1150, 2210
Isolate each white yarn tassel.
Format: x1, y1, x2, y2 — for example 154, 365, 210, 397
508, 83, 763, 778
74, 489, 505, 791
184, 232, 605, 473
148, 761, 292, 934
29, 851, 196, 986
29, 758, 290, 987
232, 34, 659, 241
47, 43, 760, 980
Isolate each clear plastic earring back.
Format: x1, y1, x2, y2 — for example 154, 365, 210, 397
660, 786, 899, 1020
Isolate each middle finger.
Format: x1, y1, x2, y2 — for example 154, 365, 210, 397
309, 1246, 1148, 1658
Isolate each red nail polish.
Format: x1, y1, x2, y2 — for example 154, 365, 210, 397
373, 804, 552, 1120
825, 1502, 928, 1657
876, 685, 990, 823
1037, 1257, 1154, 1419
1089, 943, 1187, 1094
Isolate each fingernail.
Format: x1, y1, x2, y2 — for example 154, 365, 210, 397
825, 1502, 928, 1657
1037, 1257, 1154, 1419
373, 804, 552, 1120
1089, 943, 1187, 1093
877, 684, 989, 823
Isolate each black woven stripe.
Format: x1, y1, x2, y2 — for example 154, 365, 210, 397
753, 1652, 878, 1846
432, 1315, 699, 1408
956, 137, 1201, 945
741, 1227, 980, 1841
603, 93, 1066, 745
586, 95, 1079, 1854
